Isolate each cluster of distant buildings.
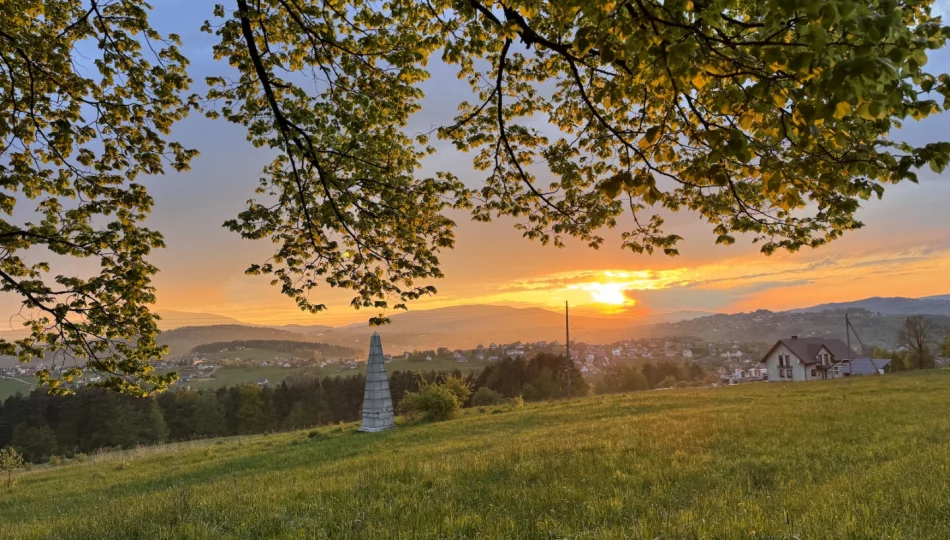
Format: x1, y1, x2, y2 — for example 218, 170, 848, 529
0, 365, 37, 378
403, 341, 560, 364
406, 333, 899, 386
398, 337, 772, 377
1, 362, 105, 392
564, 338, 762, 376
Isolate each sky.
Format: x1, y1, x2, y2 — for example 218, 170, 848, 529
4, 2, 950, 329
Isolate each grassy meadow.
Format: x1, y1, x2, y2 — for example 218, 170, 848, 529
2, 372, 950, 539
0, 377, 36, 400
381, 356, 482, 374
181, 366, 312, 390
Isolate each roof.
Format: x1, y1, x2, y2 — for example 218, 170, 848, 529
759, 337, 857, 365
841, 358, 891, 375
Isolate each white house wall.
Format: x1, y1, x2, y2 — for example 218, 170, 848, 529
763, 343, 809, 382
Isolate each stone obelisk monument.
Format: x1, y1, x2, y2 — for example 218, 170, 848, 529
358, 332, 395, 432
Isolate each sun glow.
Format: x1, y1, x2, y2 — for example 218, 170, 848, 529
587, 282, 632, 306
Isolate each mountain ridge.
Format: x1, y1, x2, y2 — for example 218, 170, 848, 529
790, 294, 950, 316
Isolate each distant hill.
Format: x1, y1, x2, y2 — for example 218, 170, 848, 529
634, 309, 950, 351
791, 294, 950, 316
158, 325, 328, 355
270, 324, 336, 335
155, 296, 947, 352
5, 294, 950, 360
190, 339, 359, 358
154, 305, 714, 353
314, 305, 637, 352
155, 310, 249, 329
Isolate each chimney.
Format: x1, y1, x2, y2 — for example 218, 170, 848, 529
791, 335, 799, 339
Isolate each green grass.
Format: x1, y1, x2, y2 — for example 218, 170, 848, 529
202, 347, 315, 362
3, 372, 950, 539
179, 359, 478, 392
181, 366, 312, 390
0, 377, 36, 400
382, 356, 482, 374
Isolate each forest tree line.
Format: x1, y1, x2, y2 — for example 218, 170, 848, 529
0, 354, 565, 462
1, 353, 712, 463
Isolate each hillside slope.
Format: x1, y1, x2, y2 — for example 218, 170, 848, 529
155, 310, 249, 329
791, 295, 950, 316
3, 372, 950, 539
314, 304, 705, 351
318, 304, 634, 351
157, 325, 329, 355
635, 309, 950, 349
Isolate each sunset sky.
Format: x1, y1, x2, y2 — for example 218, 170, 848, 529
3, 1, 950, 329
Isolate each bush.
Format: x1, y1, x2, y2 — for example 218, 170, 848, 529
48, 455, 63, 466
398, 384, 460, 422
1, 447, 25, 491
508, 395, 525, 409
471, 387, 505, 407
656, 376, 677, 389
676, 381, 690, 388
440, 375, 472, 405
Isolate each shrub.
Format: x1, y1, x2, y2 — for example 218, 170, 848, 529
0, 447, 25, 491
440, 375, 472, 405
48, 455, 63, 466
508, 395, 525, 409
676, 381, 690, 388
657, 376, 677, 389
471, 387, 505, 407
399, 384, 460, 422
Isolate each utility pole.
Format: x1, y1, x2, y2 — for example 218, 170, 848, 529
846, 312, 879, 374
565, 300, 571, 399
846, 312, 852, 361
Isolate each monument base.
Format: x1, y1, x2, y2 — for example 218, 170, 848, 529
357, 424, 396, 433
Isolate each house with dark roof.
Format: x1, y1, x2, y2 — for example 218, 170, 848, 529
759, 336, 859, 382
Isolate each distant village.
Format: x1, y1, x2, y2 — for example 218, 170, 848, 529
0, 336, 766, 392
3, 323, 944, 394
395, 337, 770, 383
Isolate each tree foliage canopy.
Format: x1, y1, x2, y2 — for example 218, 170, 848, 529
2, 0, 949, 393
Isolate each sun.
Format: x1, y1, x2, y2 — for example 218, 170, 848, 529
588, 282, 630, 306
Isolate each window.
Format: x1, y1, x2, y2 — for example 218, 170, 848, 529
811, 369, 816, 377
